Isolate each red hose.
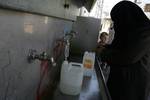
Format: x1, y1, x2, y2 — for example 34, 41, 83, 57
36, 61, 49, 100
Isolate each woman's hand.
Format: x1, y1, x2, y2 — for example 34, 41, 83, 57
96, 45, 106, 54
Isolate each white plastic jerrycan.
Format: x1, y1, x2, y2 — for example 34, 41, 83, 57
60, 61, 84, 95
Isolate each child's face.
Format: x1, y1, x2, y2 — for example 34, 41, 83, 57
100, 34, 108, 43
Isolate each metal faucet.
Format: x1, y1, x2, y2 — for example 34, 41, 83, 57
27, 49, 56, 67
64, 30, 77, 42
63, 30, 77, 60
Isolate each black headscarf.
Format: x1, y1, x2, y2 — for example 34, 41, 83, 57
110, 1, 150, 49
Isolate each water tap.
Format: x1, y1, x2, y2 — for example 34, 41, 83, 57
27, 49, 56, 67
63, 30, 77, 60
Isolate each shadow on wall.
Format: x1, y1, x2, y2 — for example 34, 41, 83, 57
70, 16, 101, 57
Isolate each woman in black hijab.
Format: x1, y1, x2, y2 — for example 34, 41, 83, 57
101, 1, 150, 100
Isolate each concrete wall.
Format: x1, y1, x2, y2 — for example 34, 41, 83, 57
0, 0, 80, 20
0, 9, 73, 100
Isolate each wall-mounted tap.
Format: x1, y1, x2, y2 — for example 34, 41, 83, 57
63, 30, 77, 60
27, 49, 56, 67
64, 30, 77, 42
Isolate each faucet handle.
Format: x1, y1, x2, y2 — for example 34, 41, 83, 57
40, 52, 48, 60
27, 49, 37, 63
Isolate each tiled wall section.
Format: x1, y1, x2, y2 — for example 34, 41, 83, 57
0, 9, 73, 100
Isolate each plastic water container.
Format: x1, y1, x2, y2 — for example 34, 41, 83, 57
60, 61, 84, 95
83, 51, 95, 77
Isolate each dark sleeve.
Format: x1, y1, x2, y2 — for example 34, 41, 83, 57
101, 31, 150, 65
